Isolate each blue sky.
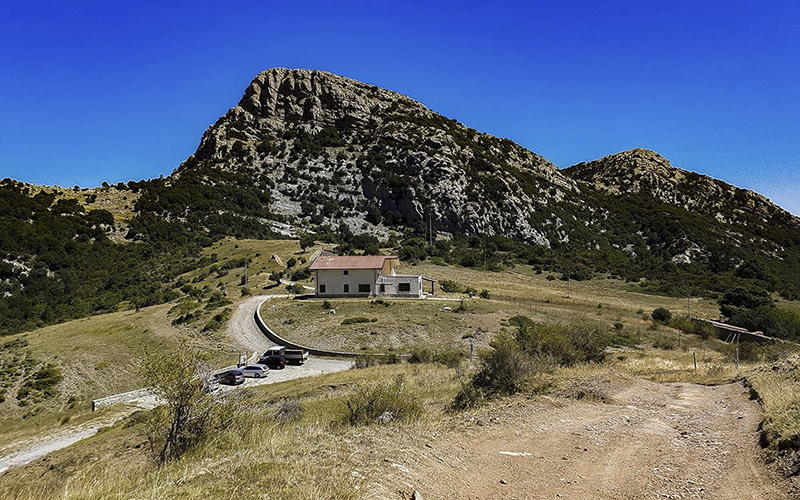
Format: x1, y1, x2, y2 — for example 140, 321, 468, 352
2, 1, 799, 213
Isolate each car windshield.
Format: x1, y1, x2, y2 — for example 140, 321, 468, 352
244, 366, 261, 370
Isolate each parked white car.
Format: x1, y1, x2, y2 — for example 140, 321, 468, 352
241, 364, 270, 378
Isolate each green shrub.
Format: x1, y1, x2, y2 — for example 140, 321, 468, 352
343, 377, 422, 425
407, 347, 433, 364
452, 333, 535, 409
479, 289, 491, 299
407, 347, 463, 368
286, 283, 305, 294
652, 307, 672, 323
341, 317, 377, 325
290, 267, 311, 281
353, 354, 399, 368
439, 279, 464, 293
203, 308, 232, 331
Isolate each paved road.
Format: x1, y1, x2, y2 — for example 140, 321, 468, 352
229, 294, 287, 353
0, 296, 351, 475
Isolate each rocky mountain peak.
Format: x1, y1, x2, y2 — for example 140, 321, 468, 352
179, 68, 578, 246
235, 67, 422, 131
564, 148, 686, 193
565, 148, 798, 230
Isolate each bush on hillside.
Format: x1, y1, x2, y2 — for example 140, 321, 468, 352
652, 307, 673, 323
343, 377, 422, 425
439, 279, 464, 293
453, 317, 617, 409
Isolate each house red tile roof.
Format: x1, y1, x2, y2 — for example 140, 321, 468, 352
309, 255, 397, 271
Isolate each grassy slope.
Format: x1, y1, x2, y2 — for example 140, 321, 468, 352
0, 239, 308, 449
2, 241, 800, 497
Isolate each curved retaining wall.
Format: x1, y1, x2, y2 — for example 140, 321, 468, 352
91, 388, 154, 412
254, 298, 408, 359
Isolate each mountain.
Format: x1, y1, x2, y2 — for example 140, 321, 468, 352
3, 67, 800, 336
138, 68, 800, 284
139, 68, 583, 246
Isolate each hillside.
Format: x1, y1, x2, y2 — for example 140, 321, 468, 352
136, 68, 579, 246
4, 67, 800, 336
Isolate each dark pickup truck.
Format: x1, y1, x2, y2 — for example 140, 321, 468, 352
258, 346, 308, 368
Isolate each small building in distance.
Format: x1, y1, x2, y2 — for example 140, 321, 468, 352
308, 255, 435, 298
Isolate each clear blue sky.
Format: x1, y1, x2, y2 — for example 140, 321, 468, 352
2, 1, 799, 213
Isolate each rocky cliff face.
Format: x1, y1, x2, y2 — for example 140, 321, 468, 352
176, 68, 581, 246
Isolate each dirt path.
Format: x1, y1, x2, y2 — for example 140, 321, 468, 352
357, 378, 788, 499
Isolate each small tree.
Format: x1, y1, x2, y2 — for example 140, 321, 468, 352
268, 270, 283, 286
299, 233, 316, 252
143, 348, 234, 464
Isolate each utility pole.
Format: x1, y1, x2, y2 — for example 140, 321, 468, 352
428, 210, 433, 246
244, 254, 248, 287
483, 242, 487, 272
567, 271, 571, 298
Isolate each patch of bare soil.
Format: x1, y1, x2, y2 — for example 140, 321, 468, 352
348, 377, 789, 499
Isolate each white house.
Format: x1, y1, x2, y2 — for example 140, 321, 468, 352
309, 255, 435, 298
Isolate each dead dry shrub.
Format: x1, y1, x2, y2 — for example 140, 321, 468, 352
561, 380, 611, 403
274, 398, 301, 422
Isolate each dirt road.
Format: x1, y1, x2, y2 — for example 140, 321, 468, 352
357, 378, 788, 499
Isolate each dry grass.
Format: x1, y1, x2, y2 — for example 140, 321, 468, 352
0, 304, 229, 450
183, 238, 314, 298
415, 262, 721, 323
260, 297, 516, 353
5, 243, 800, 496
745, 355, 800, 449
0, 362, 463, 500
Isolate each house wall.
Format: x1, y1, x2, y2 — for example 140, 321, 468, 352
315, 269, 378, 297
314, 269, 424, 298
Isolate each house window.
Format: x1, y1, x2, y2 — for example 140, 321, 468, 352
343, 270, 349, 275
379, 284, 385, 293
319, 284, 326, 293
399, 283, 411, 292
343, 284, 349, 293
358, 284, 370, 293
